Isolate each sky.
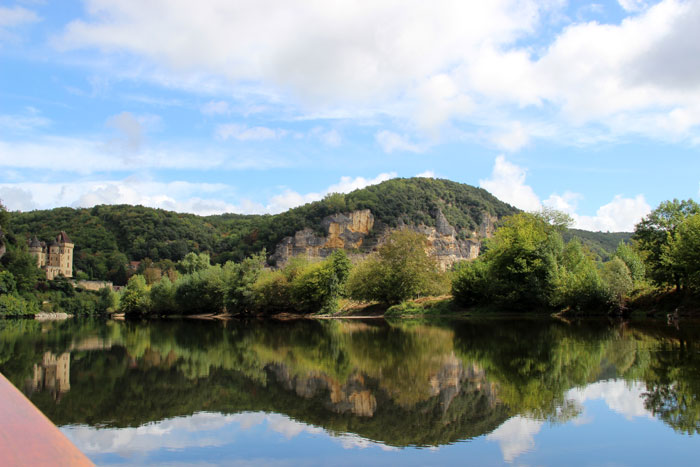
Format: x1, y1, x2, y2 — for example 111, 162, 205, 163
1, 0, 699, 232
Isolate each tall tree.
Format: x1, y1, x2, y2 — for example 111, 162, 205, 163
634, 199, 700, 290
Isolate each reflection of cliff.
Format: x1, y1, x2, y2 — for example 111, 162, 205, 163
265, 351, 500, 424
6, 318, 699, 445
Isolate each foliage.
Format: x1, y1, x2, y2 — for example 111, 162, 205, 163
614, 241, 645, 283
634, 199, 700, 289
0, 293, 39, 316
347, 229, 447, 305
119, 275, 151, 316
8, 178, 518, 279
177, 252, 211, 274
665, 214, 700, 293
601, 257, 634, 307
551, 239, 607, 311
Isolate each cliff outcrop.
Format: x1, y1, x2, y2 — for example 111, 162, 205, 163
270, 208, 497, 270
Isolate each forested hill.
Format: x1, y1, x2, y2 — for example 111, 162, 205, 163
7, 177, 625, 281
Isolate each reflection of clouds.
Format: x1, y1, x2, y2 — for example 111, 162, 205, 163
486, 416, 542, 463
567, 380, 652, 420
336, 433, 399, 452
62, 411, 395, 460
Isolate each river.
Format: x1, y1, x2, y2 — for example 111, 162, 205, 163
1, 317, 698, 466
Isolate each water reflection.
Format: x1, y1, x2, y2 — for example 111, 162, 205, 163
0, 317, 699, 464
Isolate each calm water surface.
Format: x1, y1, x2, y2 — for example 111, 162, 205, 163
1, 317, 699, 466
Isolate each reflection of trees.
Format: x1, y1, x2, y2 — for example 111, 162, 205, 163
0, 317, 699, 445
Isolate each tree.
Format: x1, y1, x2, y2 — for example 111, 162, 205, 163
634, 199, 700, 290
665, 214, 700, 293
119, 275, 150, 315
347, 229, 442, 304
177, 252, 211, 274
601, 257, 634, 308
480, 213, 562, 308
614, 241, 645, 283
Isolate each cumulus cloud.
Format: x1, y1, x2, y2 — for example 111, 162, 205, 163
416, 170, 436, 178
375, 130, 423, 154
482, 156, 649, 231
479, 155, 541, 211
491, 121, 530, 152
266, 172, 396, 213
0, 186, 36, 211
0, 171, 396, 215
50, 0, 700, 145
216, 123, 287, 141
572, 195, 651, 232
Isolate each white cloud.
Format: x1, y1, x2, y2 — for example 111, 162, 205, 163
201, 100, 231, 116
572, 194, 651, 232
106, 111, 145, 152
0, 136, 288, 174
326, 172, 396, 194
0, 113, 51, 132
0, 6, 39, 34
482, 156, 649, 231
375, 130, 423, 154
416, 170, 436, 178
491, 121, 530, 152
479, 155, 541, 211
310, 127, 342, 147
487, 416, 543, 463
567, 379, 653, 420
266, 172, 396, 214
0, 171, 396, 215
51, 0, 700, 146
216, 123, 287, 141
0, 186, 36, 211
618, 0, 649, 12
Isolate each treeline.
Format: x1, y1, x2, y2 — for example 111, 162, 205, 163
117, 229, 449, 317
0, 205, 118, 317
7, 178, 521, 282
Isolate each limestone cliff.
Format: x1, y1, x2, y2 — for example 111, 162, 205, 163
270, 208, 497, 270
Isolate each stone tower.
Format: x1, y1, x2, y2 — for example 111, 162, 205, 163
28, 231, 74, 280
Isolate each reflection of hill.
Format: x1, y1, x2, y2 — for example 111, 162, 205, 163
0, 317, 699, 445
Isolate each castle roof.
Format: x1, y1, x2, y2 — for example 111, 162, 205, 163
29, 236, 42, 248
57, 231, 73, 244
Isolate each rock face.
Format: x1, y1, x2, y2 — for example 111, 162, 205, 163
270, 208, 497, 270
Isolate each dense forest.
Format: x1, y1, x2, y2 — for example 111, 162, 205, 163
6, 178, 625, 283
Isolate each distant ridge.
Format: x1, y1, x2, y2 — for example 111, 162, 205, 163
7, 177, 628, 282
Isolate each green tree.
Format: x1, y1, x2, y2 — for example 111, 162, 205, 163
347, 229, 442, 305
614, 241, 645, 283
119, 275, 150, 315
481, 213, 562, 308
634, 199, 700, 290
177, 252, 211, 274
0, 270, 17, 295
665, 214, 700, 293
601, 257, 634, 308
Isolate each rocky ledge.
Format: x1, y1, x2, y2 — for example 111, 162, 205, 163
270, 208, 497, 270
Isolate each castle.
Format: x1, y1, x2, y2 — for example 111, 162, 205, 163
28, 231, 74, 280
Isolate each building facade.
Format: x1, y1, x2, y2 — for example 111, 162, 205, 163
28, 231, 74, 280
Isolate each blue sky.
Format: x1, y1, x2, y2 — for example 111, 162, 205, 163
1, 0, 699, 231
